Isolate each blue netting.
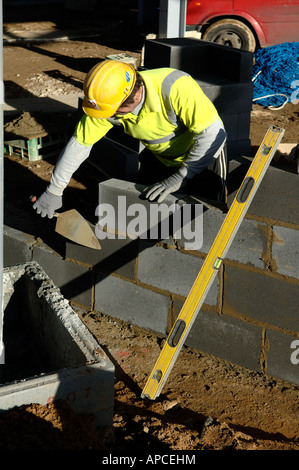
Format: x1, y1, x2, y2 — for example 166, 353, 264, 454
252, 42, 299, 109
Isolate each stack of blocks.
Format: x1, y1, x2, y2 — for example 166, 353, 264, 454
143, 37, 254, 159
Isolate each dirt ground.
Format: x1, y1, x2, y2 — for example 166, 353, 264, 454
1, 3, 299, 452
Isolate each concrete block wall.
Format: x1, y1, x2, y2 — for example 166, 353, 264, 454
90, 176, 298, 386
5, 159, 298, 388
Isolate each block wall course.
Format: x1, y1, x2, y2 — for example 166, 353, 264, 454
198, 81, 253, 115
221, 112, 251, 141
87, 136, 139, 181
226, 139, 251, 159
98, 179, 268, 271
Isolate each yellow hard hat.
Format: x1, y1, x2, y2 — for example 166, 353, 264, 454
82, 60, 136, 119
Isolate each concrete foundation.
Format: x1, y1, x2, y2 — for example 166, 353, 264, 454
0, 262, 114, 427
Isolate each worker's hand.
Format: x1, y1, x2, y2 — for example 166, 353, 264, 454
143, 172, 184, 203
32, 189, 62, 218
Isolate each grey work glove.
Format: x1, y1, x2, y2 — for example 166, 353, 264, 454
143, 170, 186, 203
33, 189, 62, 218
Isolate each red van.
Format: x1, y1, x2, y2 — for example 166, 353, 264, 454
186, 0, 299, 51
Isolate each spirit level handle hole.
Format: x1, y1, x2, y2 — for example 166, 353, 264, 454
237, 176, 255, 203
168, 320, 186, 347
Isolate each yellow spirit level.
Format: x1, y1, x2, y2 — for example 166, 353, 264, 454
141, 125, 285, 400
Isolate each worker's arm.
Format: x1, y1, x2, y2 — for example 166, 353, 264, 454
48, 114, 113, 195
33, 115, 112, 218
48, 136, 92, 196
32, 136, 92, 217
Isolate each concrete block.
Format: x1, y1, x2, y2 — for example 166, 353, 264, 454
227, 157, 299, 225
223, 265, 299, 333
32, 242, 92, 308
106, 52, 137, 68
98, 178, 186, 245
226, 139, 251, 159
183, 306, 261, 372
66, 236, 137, 280
94, 272, 170, 335
197, 207, 267, 269
137, 241, 219, 306
3, 225, 34, 266
267, 329, 299, 386
143, 37, 253, 83
1, 262, 114, 427
226, 218, 267, 269
198, 81, 253, 115
222, 112, 251, 141
272, 225, 299, 279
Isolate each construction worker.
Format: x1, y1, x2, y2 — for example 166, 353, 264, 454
33, 60, 227, 218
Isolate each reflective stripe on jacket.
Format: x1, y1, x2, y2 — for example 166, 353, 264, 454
74, 67, 220, 167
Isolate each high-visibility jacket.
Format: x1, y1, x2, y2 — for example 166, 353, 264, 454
74, 67, 220, 167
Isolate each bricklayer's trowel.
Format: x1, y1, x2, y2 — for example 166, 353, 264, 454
55, 209, 101, 250
31, 196, 101, 249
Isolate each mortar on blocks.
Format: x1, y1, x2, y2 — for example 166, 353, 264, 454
0, 262, 115, 427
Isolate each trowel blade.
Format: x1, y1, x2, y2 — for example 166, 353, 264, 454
55, 209, 101, 250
